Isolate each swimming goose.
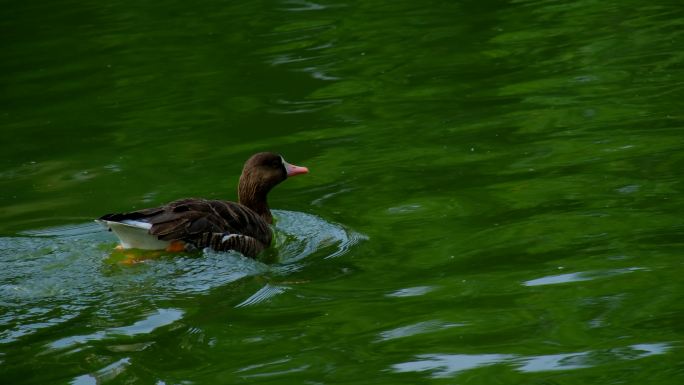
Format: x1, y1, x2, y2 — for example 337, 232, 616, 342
96, 152, 309, 258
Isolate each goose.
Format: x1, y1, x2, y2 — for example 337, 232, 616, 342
96, 152, 309, 258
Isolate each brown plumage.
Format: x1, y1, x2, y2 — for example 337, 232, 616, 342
98, 152, 309, 258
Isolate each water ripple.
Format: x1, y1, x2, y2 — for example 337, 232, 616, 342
377, 320, 463, 342
0, 210, 362, 345
235, 284, 289, 308
71, 357, 131, 385
386, 285, 436, 298
392, 342, 673, 378
50, 308, 184, 350
524, 267, 646, 287
393, 353, 514, 378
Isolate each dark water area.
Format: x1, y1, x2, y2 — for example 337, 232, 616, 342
2, 0, 684, 383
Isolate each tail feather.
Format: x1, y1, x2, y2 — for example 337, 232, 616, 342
96, 219, 170, 250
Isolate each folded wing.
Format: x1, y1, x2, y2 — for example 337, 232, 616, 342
99, 198, 272, 257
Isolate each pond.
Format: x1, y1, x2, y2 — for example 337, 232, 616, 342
2, 0, 684, 383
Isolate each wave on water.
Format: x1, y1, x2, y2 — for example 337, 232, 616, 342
0, 210, 364, 344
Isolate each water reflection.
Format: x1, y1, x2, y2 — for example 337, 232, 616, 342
2, 0, 684, 382
393, 353, 513, 378
392, 342, 672, 378
50, 308, 184, 350
280, 0, 329, 12
386, 285, 436, 298
71, 357, 131, 385
377, 320, 462, 342
236, 357, 311, 379
523, 267, 645, 286
517, 343, 671, 372
517, 352, 590, 372
271, 97, 341, 114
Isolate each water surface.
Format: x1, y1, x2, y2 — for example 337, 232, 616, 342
2, 0, 684, 383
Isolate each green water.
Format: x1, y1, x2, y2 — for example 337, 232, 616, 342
2, 0, 684, 383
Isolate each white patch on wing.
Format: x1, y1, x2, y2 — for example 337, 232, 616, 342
222, 234, 239, 243
121, 220, 152, 230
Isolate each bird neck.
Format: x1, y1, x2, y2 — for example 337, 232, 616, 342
238, 175, 273, 224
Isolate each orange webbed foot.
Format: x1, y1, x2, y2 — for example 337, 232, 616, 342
165, 241, 186, 252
